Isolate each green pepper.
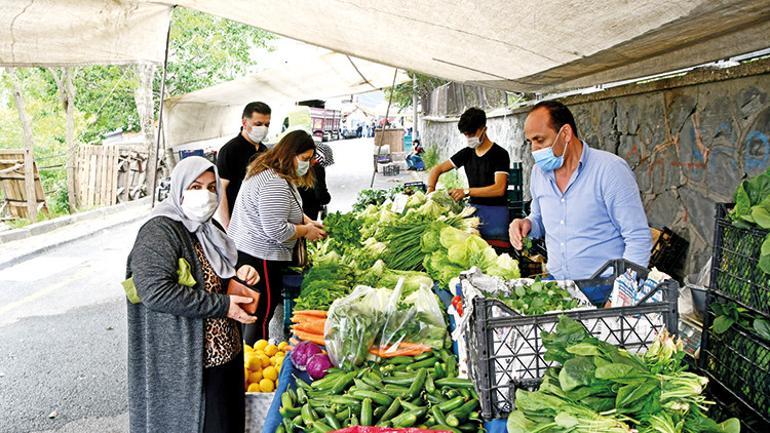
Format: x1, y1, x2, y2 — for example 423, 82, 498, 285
276, 424, 285, 433
408, 358, 440, 370
282, 392, 295, 410
386, 356, 414, 365
324, 413, 341, 430
330, 372, 357, 394
414, 352, 435, 361
282, 417, 294, 433
301, 404, 314, 426
312, 421, 333, 433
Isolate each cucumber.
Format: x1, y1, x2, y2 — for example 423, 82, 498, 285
361, 398, 373, 426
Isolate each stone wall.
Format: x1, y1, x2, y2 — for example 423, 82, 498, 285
420, 60, 770, 276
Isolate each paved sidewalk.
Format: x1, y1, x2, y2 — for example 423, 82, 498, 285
0, 198, 151, 270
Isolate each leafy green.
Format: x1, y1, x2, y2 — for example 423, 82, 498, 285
508, 317, 738, 433
491, 278, 580, 315
728, 167, 770, 272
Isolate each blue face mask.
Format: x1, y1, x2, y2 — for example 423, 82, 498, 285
531, 128, 567, 172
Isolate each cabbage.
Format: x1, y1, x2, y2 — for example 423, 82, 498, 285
306, 353, 333, 380
486, 253, 521, 280
447, 243, 469, 266
440, 226, 470, 249
405, 191, 427, 209
291, 341, 323, 371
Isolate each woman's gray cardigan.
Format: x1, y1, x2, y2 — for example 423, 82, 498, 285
125, 216, 231, 433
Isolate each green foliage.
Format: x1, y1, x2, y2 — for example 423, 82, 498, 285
159, 7, 274, 97
422, 146, 440, 169
383, 71, 448, 109
729, 166, 770, 272
74, 65, 139, 144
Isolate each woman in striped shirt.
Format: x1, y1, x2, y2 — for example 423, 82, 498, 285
228, 130, 326, 344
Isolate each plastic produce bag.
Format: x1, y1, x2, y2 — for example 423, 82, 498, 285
324, 286, 390, 369
379, 279, 448, 354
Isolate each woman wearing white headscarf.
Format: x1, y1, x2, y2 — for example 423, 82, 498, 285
125, 156, 258, 433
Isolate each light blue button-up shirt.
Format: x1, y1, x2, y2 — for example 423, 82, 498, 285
527, 142, 651, 280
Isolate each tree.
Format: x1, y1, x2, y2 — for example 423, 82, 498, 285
384, 71, 448, 110
6, 68, 40, 220
49, 67, 78, 210
157, 7, 274, 98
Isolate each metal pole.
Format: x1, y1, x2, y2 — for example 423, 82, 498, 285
412, 74, 418, 140
151, 7, 174, 208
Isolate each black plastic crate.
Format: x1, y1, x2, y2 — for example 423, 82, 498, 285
705, 379, 770, 433
699, 293, 770, 424
464, 259, 679, 420
711, 203, 770, 317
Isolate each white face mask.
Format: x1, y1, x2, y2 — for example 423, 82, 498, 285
246, 124, 268, 144
296, 158, 311, 176
181, 189, 218, 222
466, 128, 484, 149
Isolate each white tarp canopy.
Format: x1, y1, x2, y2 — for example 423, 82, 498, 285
0, 0, 170, 66
4, 1, 770, 90
163, 48, 410, 146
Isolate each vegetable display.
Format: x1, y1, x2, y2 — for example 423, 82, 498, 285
507, 316, 739, 433
325, 284, 448, 369
491, 277, 580, 315
729, 166, 770, 272
422, 222, 520, 288
278, 349, 481, 433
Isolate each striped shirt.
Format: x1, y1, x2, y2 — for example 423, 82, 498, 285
228, 169, 303, 262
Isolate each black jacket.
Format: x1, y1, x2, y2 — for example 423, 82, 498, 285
298, 165, 331, 220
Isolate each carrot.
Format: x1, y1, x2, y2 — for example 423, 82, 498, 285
291, 313, 327, 323
291, 319, 326, 334
293, 310, 327, 318
293, 330, 326, 346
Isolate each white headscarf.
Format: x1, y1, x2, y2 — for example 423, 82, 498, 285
150, 156, 237, 278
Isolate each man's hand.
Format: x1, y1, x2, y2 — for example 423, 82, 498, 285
236, 265, 260, 286
227, 295, 257, 324
509, 218, 532, 250
449, 188, 466, 202
427, 185, 436, 193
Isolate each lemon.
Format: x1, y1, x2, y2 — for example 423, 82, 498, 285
245, 354, 262, 371
264, 344, 279, 357
243, 343, 253, 353
259, 378, 275, 393
247, 383, 260, 393
277, 342, 289, 352
258, 354, 271, 368
274, 357, 284, 371
248, 370, 263, 384
254, 340, 269, 351
263, 366, 278, 381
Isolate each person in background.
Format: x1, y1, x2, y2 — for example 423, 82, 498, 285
216, 101, 271, 229
228, 130, 326, 345
427, 107, 510, 240
406, 139, 425, 171
299, 142, 334, 220
126, 156, 259, 433
508, 101, 651, 300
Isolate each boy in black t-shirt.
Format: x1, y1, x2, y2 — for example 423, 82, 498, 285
427, 107, 510, 239
216, 102, 271, 229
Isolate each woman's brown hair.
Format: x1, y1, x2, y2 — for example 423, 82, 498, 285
246, 130, 317, 188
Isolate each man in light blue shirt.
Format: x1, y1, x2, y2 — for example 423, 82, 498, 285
509, 101, 651, 283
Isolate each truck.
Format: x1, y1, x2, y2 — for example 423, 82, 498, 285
279, 105, 341, 143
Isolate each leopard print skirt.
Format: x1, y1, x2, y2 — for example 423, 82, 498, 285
193, 241, 242, 368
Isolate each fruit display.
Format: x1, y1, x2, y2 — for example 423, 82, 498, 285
244, 339, 291, 393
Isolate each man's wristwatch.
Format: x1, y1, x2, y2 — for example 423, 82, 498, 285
463, 188, 470, 197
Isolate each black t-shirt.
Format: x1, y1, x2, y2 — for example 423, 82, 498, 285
216, 133, 267, 216
450, 143, 510, 206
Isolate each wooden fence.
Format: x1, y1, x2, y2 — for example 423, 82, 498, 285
76, 145, 150, 208
0, 150, 47, 219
